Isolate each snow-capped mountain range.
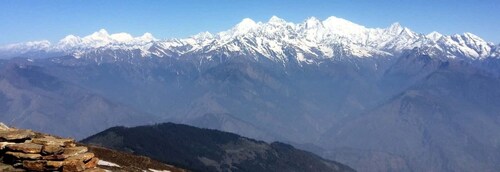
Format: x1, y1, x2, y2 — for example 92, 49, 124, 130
1, 16, 498, 62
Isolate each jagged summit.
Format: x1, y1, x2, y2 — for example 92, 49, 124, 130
426, 31, 443, 42
233, 18, 259, 33
55, 29, 157, 50
268, 15, 287, 24
322, 16, 367, 34
0, 16, 498, 61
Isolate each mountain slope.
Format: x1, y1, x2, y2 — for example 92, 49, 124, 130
82, 122, 355, 172
0, 59, 156, 139
320, 61, 500, 172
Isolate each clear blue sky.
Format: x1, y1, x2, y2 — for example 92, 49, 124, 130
1, 0, 499, 45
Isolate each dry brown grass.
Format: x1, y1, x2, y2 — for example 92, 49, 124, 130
84, 144, 188, 172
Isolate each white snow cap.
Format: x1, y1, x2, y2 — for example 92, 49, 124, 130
268, 16, 287, 24
322, 16, 366, 33
232, 18, 259, 34
426, 31, 443, 42
0, 16, 496, 61
53, 29, 158, 49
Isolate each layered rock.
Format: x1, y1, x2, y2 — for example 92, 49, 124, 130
0, 123, 104, 172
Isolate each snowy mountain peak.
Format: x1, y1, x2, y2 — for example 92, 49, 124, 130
322, 16, 366, 34
388, 22, 404, 33
426, 31, 443, 42
57, 35, 81, 49
268, 16, 287, 24
462, 32, 485, 42
0, 40, 51, 52
304, 17, 323, 29
61, 35, 80, 42
234, 18, 258, 33
110, 32, 134, 42
139, 32, 157, 42
218, 18, 260, 40
192, 31, 214, 40
55, 29, 157, 50
0, 16, 497, 62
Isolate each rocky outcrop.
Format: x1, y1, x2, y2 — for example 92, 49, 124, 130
0, 123, 104, 172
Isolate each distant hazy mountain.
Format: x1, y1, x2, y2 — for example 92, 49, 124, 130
319, 56, 500, 171
0, 16, 499, 171
82, 122, 355, 172
0, 58, 157, 139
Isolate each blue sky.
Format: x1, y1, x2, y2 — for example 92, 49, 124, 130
1, 0, 499, 45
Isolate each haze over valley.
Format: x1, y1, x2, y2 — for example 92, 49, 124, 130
1, 1, 499, 171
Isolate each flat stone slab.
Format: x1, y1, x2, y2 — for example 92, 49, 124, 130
42, 154, 69, 160
6, 143, 43, 154
22, 160, 46, 171
5, 151, 42, 160
31, 137, 74, 147
83, 168, 106, 172
66, 152, 95, 162
46, 160, 64, 168
0, 130, 35, 141
62, 160, 85, 172
0, 162, 25, 171
63, 146, 88, 157
0, 141, 15, 150
42, 145, 64, 155
84, 157, 99, 169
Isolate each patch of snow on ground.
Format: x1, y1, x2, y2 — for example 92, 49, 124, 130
148, 169, 171, 172
98, 160, 121, 167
